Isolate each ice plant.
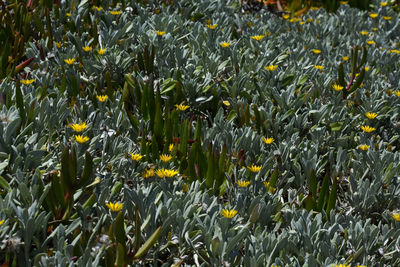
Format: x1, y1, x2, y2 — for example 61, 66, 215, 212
369, 13, 378, 18
247, 164, 262, 173
64, 58, 76, 65
360, 125, 375, 133
142, 169, 155, 178
342, 56, 349, 61
109, 10, 121, 15
75, 135, 90, 144
160, 154, 172, 162
262, 137, 274, 144
360, 31, 368, 35
392, 212, 400, 221
312, 49, 321, 54
333, 84, 344, 91
365, 112, 377, 119
313, 65, 324, 70
93, 6, 103, 11
251, 35, 264, 41
394, 90, 400, 97
265, 65, 278, 71
236, 180, 250, 187
366, 40, 375, 45
20, 79, 35, 85
220, 42, 230, 48
130, 153, 143, 161
206, 24, 218, 29
384, 16, 392, 20
359, 144, 370, 150
175, 104, 189, 111
69, 122, 88, 132
156, 169, 165, 178
163, 169, 179, 177
82, 46, 92, 52
221, 209, 238, 218
155, 31, 166, 36
106, 202, 123, 212
97, 95, 108, 102
97, 48, 106, 55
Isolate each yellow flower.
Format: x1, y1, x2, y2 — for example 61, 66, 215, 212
299, 21, 305, 25
82, 46, 92, 52
220, 42, 230, 48
392, 212, 400, 221
106, 202, 123, 212
365, 112, 378, 119
312, 49, 321, 54
384, 16, 392, 20
369, 13, 378, 18
160, 154, 172, 162
223, 100, 230, 106
342, 56, 349, 61
333, 84, 344, 91
163, 169, 179, 177
97, 48, 106, 55
263, 181, 276, 193
20, 79, 35, 85
142, 169, 155, 178
247, 164, 262, 173
339, 1, 348, 4
56, 42, 62, 48
380, 2, 388, 6
360, 125, 376, 133
169, 144, 174, 152
251, 35, 265, 41
306, 18, 313, 23
314, 65, 324, 70
360, 31, 369, 35
262, 137, 274, 144
366, 40, 375, 45
372, 27, 377, 31
66, 13, 71, 17
97, 95, 108, 102
283, 14, 290, 19
93, 6, 103, 11
69, 122, 88, 132
335, 265, 350, 267
359, 144, 370, 150
109, 10, 122, 15
64, 58, 76, 65
236, 180, 250, 187
390, 49, 400, 54
265, 65, 278, 71
310, 6, 319, 10
155, 168, 178, 178
394, 90, 400, 97
221, 209, 238, 218
155, 31, 166, 36
0, 220, 4, 226
175, 104, 189, 111
156, 169, 165, 178
130, 153, 143, 161
206, 24, 218, 29
75, 135, 90, 144
364, 66, 370, 71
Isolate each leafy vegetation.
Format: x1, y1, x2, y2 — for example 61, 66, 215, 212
0, 0, 400, 266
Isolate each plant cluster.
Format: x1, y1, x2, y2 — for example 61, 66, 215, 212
0, 0, 400, 266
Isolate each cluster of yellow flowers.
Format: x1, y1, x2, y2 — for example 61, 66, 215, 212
70, 122, 90, 144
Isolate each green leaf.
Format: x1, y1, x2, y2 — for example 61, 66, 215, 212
326, 177, 337, 215
329, 122, 343, 132
317, 174, 329, 212
79, 150, 93, 187
114, 211, 126, 246
133, 226, 162, 259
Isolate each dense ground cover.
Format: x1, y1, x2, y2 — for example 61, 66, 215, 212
1, 0, 400, 266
